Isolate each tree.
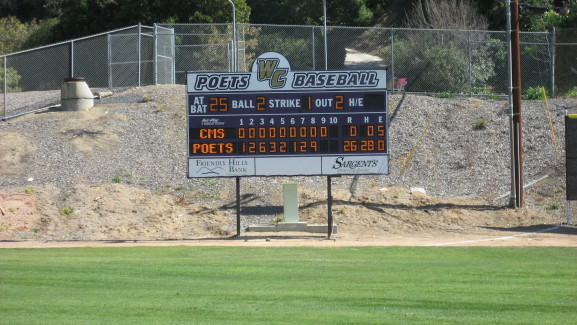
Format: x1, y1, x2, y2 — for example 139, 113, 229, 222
38, 0, 251, 44
386, 0, 496, 93
404, 0, 489, 30
0, 0, 54, 21
0, 16, 45, 54
246, 0, 386, 26
488, 0, 577, 31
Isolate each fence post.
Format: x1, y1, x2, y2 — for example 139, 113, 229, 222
3, 56, 6, 120
549, 27, 556, 97
154, 23, 158, 85
312, 26, 316, 70
70, 40, 74, 78
323, 1, 328, 70
171, 27, 176, 84
138, 23, 142, 87
468, 29, 473, 96
108, 33, 112, 88
228, 42, 232, 72
390, 28, 395, 86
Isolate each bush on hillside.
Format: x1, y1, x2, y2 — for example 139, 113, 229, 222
0, 67, 22, 92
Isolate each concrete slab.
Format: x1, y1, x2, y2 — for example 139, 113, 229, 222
248, 222, 337, 234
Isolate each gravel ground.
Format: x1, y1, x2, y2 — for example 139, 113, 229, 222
1, 85, 576, 229
1, 85, 575, 194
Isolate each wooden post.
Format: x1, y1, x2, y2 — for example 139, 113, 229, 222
511, 0, 524, 207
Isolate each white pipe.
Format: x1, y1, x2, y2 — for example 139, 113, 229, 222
228, 0, 237, 72
323, 0, 328, 70
3, 57, 7, 120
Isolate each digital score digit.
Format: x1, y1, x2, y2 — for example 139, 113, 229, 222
209, 97, 229, 111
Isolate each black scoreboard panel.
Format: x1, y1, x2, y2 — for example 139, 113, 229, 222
567, 115, 577, 200
187, 91, 388, 157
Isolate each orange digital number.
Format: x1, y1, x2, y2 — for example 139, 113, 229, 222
248, 142, 256, 153
257, 96, 266, 111
349, 125, 357, 137
209, 97, 228, 111
366, 125, 374, 136
279, 141, 287, 153
259, 142, 267, 153
310, 141, 318, 152
299, 141, 307, 152
310, 126, 317, 138
343, 140, 358, 151
360, 140, 374, 151
335, 95, 344, 110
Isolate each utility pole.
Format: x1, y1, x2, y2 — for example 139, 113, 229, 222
511, 0, 524, 208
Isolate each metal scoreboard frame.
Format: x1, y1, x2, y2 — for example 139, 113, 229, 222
186, 52, 389, 178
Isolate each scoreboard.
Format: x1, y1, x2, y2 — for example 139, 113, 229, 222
187, 52, 389, 178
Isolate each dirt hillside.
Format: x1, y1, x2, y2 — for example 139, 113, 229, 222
0, 85, 575, 245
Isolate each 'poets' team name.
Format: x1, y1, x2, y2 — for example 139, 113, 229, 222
292, 72, 379, 88
194, 74, 250, 91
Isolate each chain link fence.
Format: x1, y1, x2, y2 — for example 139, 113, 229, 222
0, 24, 176, 119
2, 23, 576, 120
555, 28, 577, 96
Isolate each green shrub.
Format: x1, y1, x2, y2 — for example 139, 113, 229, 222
564, 86, 577, 97
419, 44, 469, 92
437, 92, 456, 98
0, 66, 22, 92
474, 119, 487, 130
544, 203, 559, 210
525, 86, 545, 100
59, 207, 74, 215
253, 32, 314, 70
382, 38, 495, 94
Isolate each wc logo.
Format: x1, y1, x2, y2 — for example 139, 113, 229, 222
256, 56, 288, 89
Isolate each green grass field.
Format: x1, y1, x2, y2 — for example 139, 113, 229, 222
1, 247, 576, 324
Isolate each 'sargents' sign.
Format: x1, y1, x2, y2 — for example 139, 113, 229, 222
187, 52, 389, 178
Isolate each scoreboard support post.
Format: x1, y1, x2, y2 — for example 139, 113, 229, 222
566, 113, 577, 225
327, 176, 333, 239
236, 176, 241, 236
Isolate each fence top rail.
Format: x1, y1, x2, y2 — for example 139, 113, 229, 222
158, 23, 233, 27
157, 22, 515, 34
161, 22, 538, 35
0, 24, 154, 58
0, 22, 559, 60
